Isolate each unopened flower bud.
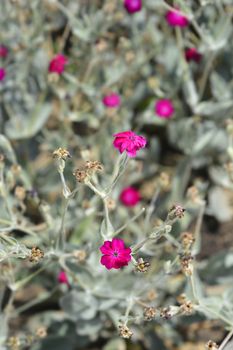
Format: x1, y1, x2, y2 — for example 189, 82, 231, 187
14, 186, 26, 201
72, 249, 87, 262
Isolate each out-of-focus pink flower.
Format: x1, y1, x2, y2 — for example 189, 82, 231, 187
185, 48, 202, 63
165, 8, 189, 27
155, 99, 174, 118
100, 238, 132, 270
124, 0, 142, 14
120, 187, 141, 206
0, 68, 6, 81
58, 271, 69, 285
102, 93, 121, 108
48, 54, 68, 74
113, 130, 147, 157
0, 45, 8, 58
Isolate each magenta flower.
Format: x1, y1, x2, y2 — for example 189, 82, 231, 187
48, 54, 68, 74
155, 99, 174, 119
120, 187, 141, 207
58, 271, 69, 285
185, 48, 202, 63
0, 45, 8, 58
100, 238, 132, 270
0, 68, 6, 81
165, 8, 189, 27
113, 131, 147, 157
102, 93, 121, 108
124, 0, 142, 14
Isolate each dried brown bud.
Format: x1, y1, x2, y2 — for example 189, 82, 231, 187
119, 324, 133, 339
160, 306, 180, 319
48, 72, 60, 83
29, 247, 44, 263
106, 198, 116, 211
53, 148, 71, 161
85, 160, 103, 173
135, 258, 150, 273
181, 232, 195, 250
14, 186, 26, 201
186, 185, 201, 203
144, 307, 157, 321
180, 253, 194, 276
168, 204, 185, 220
72, 250, 87, 262
146, 289, 157, 301
179, 300, 194, 315
36, 327, 47, 338
205, 340, 218, 350
176, 293, 187, 305
73, 169, 88, 183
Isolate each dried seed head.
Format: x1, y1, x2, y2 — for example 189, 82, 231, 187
205, 340, 218, 350
7, 336, 21, 350
179, 300, 194, 315
36, 327, 47, 338
119, 324, 133, 339
160, 306, 180, 319
168, 204, 185, 220
85, 160, 103, 173
180, 253, 194, 276
29, 247, 44, 263
73, 169, 88, 183
14, 186, 26, 201
53, 148, 71, 161
135, 258, 150, 273
181, 231, 195, 250
72, 249, 87, 262
143, 307, 157, 321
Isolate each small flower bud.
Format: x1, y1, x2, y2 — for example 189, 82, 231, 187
143, 307, 157, 321
168, 204, 185, 220
119, 324, 133, 339
135, 258, 150, 273
158, 172, 171, 191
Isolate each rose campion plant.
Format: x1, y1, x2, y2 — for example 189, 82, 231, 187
124, 0, 142, 14
165, 9, 189, 27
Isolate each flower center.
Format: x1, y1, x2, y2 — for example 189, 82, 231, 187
129, 136, 135, 141
113, 251, 119, 257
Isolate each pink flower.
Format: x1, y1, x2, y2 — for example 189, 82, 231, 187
48, 54, 68, 74
58, 271, 69, 285
120, 187, 141, 206
155, 99, 174, 118
0, 45, 8, 58
185, 48, 202, 63
102, 93, 121, 108
113, 130, 147, 157
124, 0, 142, 14
0, 68, 6, 81
100, 238, 132, 270
165, 8, 189, 27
